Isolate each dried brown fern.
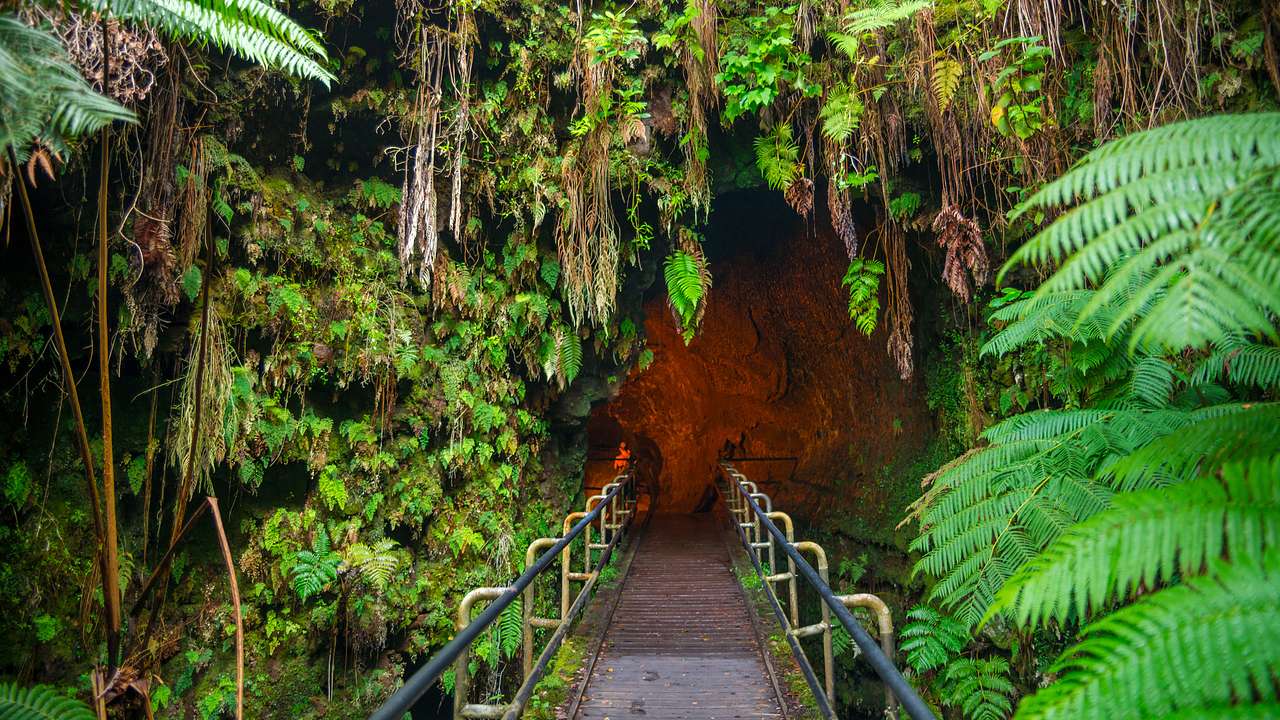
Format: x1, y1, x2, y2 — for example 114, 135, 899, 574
933, 205, 989, 304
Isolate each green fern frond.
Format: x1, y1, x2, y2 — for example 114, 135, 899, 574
665, 249, 710, 333
899, 605, 968, 672
496, 597, 523, 660
1013, 551, 1280, 720
96, 0, 334, 85
1017, 114, 1280, 211
819, 83, 864, 144
1104, 403, 1280, 488
556, 327, 583, 389
0, 16, 136, 162
990, 457, 1280, 629
940, 657, 1015, 720
1192, 340, 1280, 390
0, 682, 94, 720
842, 258, 884, 335
753, 124, 802, 191
1001, 114, 1280, 352
830, 0, 934, 59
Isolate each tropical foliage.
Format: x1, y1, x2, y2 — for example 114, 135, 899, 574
905, 113, 1280, 720
0, 0, 1276, 718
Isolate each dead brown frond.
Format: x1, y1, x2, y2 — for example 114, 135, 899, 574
784, 176, 815, 216
41, 7, 167, 107
933, 205, 989, 304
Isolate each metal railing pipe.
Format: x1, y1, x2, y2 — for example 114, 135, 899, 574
368, 478, 630, 720
725, 468, 936, 720
794, 541, 834, 705
721, 487, 835, 720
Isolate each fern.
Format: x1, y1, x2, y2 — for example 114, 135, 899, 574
96, 0, 334, 85
1014, 551, 1280, 720
0, 682, 94, 720
753, 124, 802, 191
1192, 339, 1280, 390
899, 605, 968, 672
842, 258, 884, 335
289, 530, 340, 602
990, 456, 1280, 629
665, 250, 708, 333
1103, 402, 1280, 488
0, 16, 135, 162
344, 539, 401, 590
940, 657, 1015, 720
495, 596, 522, 660
829, 0, 934, 60
931, 57, 963, 113
907, 406, 1210, 624
541, 326, 583, 390
1004, 113, 1280, 351
819, 83, 864, 144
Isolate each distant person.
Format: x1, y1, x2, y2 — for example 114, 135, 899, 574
613, 441, 631, 471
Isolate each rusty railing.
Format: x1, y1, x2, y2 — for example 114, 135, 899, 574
369, 469, 638, 720
720, 462, 935, 720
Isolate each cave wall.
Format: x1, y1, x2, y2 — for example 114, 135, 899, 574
589, 192, 933, 518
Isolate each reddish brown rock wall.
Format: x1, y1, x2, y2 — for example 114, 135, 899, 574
589, 195, 932, 517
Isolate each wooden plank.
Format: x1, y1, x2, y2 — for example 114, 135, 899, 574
572, 514, 784, 719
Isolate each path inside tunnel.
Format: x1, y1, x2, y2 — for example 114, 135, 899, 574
586, 191, 932, 518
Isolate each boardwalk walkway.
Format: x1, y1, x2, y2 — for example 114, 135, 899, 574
573, 514, 784, 719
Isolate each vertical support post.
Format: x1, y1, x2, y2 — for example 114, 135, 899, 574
454, 587, 509, 720
523, 538, 559, 677
796, 541, 834, 707
560, 512, 587, 619
838, 594, 898, 720
767, 511, 800, 627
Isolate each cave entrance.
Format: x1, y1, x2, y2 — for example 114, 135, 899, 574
586, 190, 931, 515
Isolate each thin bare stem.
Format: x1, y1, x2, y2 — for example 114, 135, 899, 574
207, 497, 244, 720
98, 124, 122, 673
9, 146, 110, 647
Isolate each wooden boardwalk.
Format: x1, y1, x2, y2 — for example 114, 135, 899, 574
573, 514, 784, 719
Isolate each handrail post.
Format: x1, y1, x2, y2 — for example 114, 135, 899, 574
795, 541, 834, 708
561, 511, 588, 619
523, 538, 560, 677
454, 587, 510, 720
837, 594, 898, 720
751, 492, 774, 571
766, 511, 799, 627
584, 494, 608, 573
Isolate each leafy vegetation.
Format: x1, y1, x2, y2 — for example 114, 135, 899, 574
0, 0, 1275, 718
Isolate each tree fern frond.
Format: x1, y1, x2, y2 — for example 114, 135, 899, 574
1192, 341, 1280, 390
940, 657, 1015, 720
0, 682, 95, 720
0, 16, 135, 162
999, 114, 1280, 352
95, 0, 334, 85
1104, 403, 1280, 489
900, 605, 968, 672
1124, 356, 1177, 408
1013, 551, 1280, 720
990, 457, 1280, 629
1016, 113, 1280, 211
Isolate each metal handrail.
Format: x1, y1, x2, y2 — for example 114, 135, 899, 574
369, 470, 637, 720
721, 463, 935, 720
